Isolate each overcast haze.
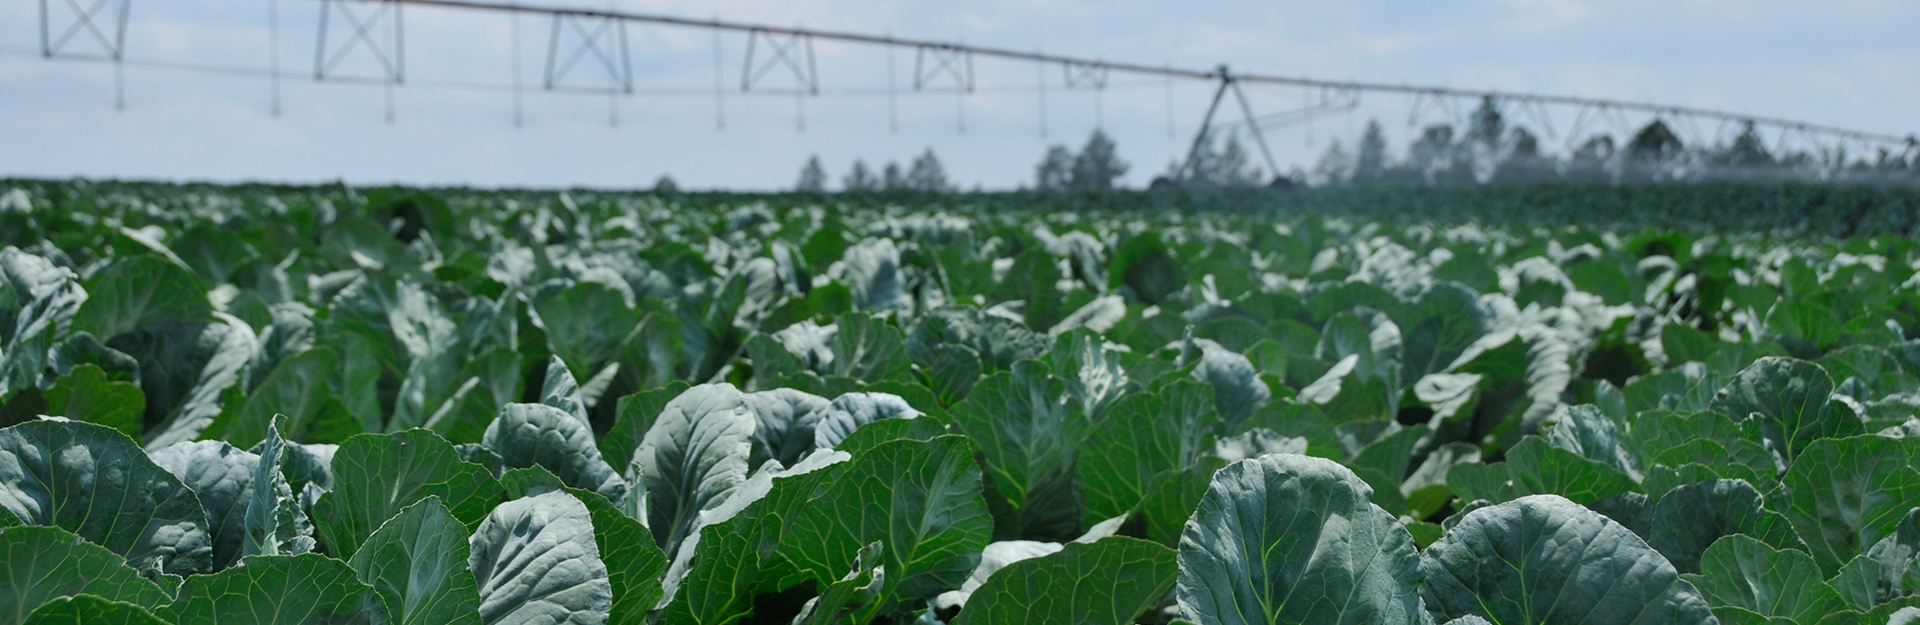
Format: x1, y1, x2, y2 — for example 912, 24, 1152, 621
2, 0, 1915, 190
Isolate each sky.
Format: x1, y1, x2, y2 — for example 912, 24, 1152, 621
1, 0, 1916, 190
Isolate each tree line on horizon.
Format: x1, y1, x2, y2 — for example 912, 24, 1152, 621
776, 96, 1917, 193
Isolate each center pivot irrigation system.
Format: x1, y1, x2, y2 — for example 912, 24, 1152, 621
33, 0, 1920, 180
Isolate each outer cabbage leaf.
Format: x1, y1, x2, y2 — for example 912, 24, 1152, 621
1682, 534, 1846, 625
348, 497, 482, 625
953, 536, 1176, 625
1778, 436, 1920, 575
149, 440, 258, 569
949, 361, 1088, 541
636, 383, 755, 554
1710, 357, 1862, 469
0, 526, 172, 623
1642, 479, 1804, 575
469, 490, 611, 625
483, 403, 626, 500
19, 595, 171, 625
165, 553, 386, 625
1446, 436, 1636, 505
779, 436, 992, 613
1078, 381, 1218, 526
812, 392, 923, 450
313, 430, 503, 560
1177, 454, 1426, 625
566, 488, 666, 625
0, 420, 211, 576
1420, 494, 1716, 625
741, 388, 830, 469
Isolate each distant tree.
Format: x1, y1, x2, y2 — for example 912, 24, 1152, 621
882, 161, 905, 191
1566, 134, 1616, 183
1186, 130, 1264, 186
1626, 120, 1685, 182
1465, 97, 1507, 181
1407, 124, 1455, 177
1310, 140, 1353, 186
652, 174, 680, 193
843, 159, 880, 192
796, 155, 828, 192
1490, 126, 1558, 184
1035, 145, 1074, 190
906, 149, 954, 192
1628, 120, 1685, 163
1466, 97, 1506, 150
1351, 119, 1389, 185
1723, 121, 1773, 168
1069, 129, 1129, 190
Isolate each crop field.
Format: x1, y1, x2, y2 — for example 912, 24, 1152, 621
5, 179, 1920, 624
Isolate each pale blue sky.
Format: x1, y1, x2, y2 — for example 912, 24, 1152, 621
1, 0, 1915, 189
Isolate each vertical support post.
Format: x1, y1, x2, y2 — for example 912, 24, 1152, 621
886, 35, 897, 133
1232, 79, 1280, 181
269, 0, 281, 116
712, 19, 724, 130
1036, 50, 1047, 139
510, 3, 521, 127
1179, 67, 1234, 182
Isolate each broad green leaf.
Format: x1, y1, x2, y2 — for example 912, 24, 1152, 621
600, 380, 688, 474
790, 541, 885, 625
780, 436, 992, 612
242, 416, 314, 557
1544, 404, 1638, 478
539, 356, 589, 425
149, 440, 258, 569
209, 348, 358, 449
1047, 329, 1130, 420
1853, 507, 1920, 607
1420, 494, 1717, 625
566, 489, 667, 625
1683, 534, 1847, 624
949, 361, 1088, 541
1711, 357, 1862, 468
658, 448, 851, 622
812, 392, 923, 450
954, 537, 1177, 625
348, 497, 482, 625
912, 341, 981, 407
1644, 479, 1805, 575
19, 595, 170, 625
741, 388, 829, 469
843, 239, 911, 312
0, 526, 172, 623
1398, 283, 1487, 382
637, 383, 754, 553
314, 430, 503, 560
483, 403, 626, 500
1446, 436, 1636, 505
910, 306, 1050, 373
72, 255, 211, 340
130, 318, 257, 449
0, 420, 212, 576
532, 281, 640, 385
1137, 457, 1228, 548
1176, 454, 1425, 625
1078, 381, 1219, 526
828, 313, 911, 381
469, 490, 611, 625
1779, 436, 1920, 575
40, 364, 143, 438
1178, 336, 1272, 426
166, 553, 386, 625
1661, 324, 1720, 366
